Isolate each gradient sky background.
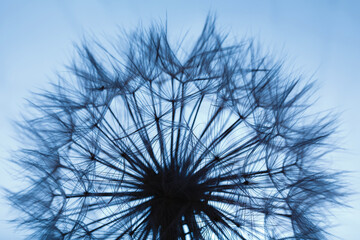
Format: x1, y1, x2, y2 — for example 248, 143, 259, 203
1, 1, 359, 239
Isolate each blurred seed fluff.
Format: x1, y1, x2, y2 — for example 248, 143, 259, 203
9, 17, 346, 240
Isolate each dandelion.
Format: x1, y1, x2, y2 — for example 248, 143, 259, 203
9, 17, 345, 239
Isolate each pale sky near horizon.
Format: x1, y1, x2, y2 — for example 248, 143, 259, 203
1, 1, 359, 239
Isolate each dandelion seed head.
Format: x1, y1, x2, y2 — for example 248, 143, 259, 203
8, 16, 346, 240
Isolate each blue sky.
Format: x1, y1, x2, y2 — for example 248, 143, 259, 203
1, 1, 359, 239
